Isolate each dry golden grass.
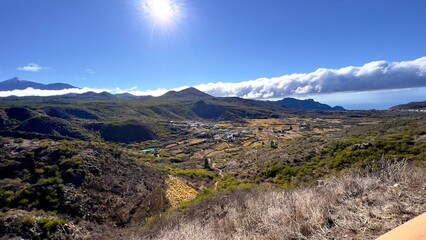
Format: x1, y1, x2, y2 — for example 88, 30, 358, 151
139, 160, 426, 240
205, 150, 224, 158
215, 123, 232, 128
214, 142, 229, 151
248, 119, 287, 129
164, 143, 177, 149
165, 176, 198, 209
288, 117, 300, 121
170, 149, 183, 155
312, 128, 325, 134
225, 148, 240, 153
282, 131, 302, 139
188, 139, 206, 146
242, 140, 254, 147
249, 141, 264, 148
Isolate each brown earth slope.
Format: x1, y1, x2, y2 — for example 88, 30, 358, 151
137, 160, 426, 240
0, 138, 170, 239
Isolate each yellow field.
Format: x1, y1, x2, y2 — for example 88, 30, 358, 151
243, 140, 254, 147
190, 149, 215, 160
312, 128, 324, 134
250, 142, 264, 148
215, 123, 232, 128
188, 139, 206, 146
214, 142, 229, 151
225, 147, 240, 153
205, 150, 224, 158
190, 152, 204, 160
165, 143, 177, 149
171, 149, 183, 155
323, 128, 341, 133
165, 176, 198, 208
248, 119, 287, 128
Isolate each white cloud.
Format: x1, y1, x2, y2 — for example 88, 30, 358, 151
4, 57, 426, 99
0, 87, 107, 97
119, 86, 189, 96
17, 63, 47, 72
85, 69, 95, 74
113, 58, 425, 98
194, 57, 426, 99
0, 86, 187, 98
301, 87, 426, 110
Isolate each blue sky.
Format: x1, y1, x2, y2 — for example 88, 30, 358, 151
0, 0, 426, 109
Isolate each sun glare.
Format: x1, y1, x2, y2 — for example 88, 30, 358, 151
144, 0, 178, 23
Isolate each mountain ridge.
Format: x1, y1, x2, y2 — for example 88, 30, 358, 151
0, 77, 78, 91
157, 87, 213, 100
0, 78, 347, 111
269, 97, 346, 111
390, 101, 426, 110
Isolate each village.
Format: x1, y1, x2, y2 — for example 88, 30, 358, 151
139, 117, 349, 172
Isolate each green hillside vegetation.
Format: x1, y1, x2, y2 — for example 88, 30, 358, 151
0, 90, 288, 145
0, 92, 425, 239
257, 119, 426, 187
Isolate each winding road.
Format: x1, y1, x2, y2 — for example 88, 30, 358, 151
209, 158, 224, 189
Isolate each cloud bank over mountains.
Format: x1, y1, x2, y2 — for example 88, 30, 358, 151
0, 88, 105, 98
194, 57, 426, 99
1, 57, 426, 98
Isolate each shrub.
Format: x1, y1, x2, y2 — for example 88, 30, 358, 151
140, 160, 426, 240
162, 166, 216, 179
38, 218, 65, 231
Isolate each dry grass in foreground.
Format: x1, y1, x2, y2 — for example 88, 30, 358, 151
134, 160, 426, 240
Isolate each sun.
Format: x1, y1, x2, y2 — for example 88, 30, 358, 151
144, 0, 178, 24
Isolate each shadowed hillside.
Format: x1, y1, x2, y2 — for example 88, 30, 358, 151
99, 122, 156, 143
16, 116, 89, 140
158, 87, 213, 100
0, 138, 170, 239
270, 97, 345, 111
390, 101, 426, 110
192, 100, 226, 119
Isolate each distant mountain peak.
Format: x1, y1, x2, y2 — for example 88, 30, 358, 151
182, 87, 199, 91
159, 87, 213, 100
179, 87, 211, 96
0, 77, 78, 91
5, 77, 25, 82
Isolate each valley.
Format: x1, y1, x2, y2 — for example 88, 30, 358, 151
0, 90, 425, 239
2, 1, 426, 238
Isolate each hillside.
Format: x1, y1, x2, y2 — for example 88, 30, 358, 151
0, 88, 289, 144
390, 101, 426, 110
2, 0, 426, 239
157, 87, 213, 100
0, 138, 170, 239
0, 89, 426, 239
0, 77, 78, 91
269, 97, 345, 111
139, 160, 426, 240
